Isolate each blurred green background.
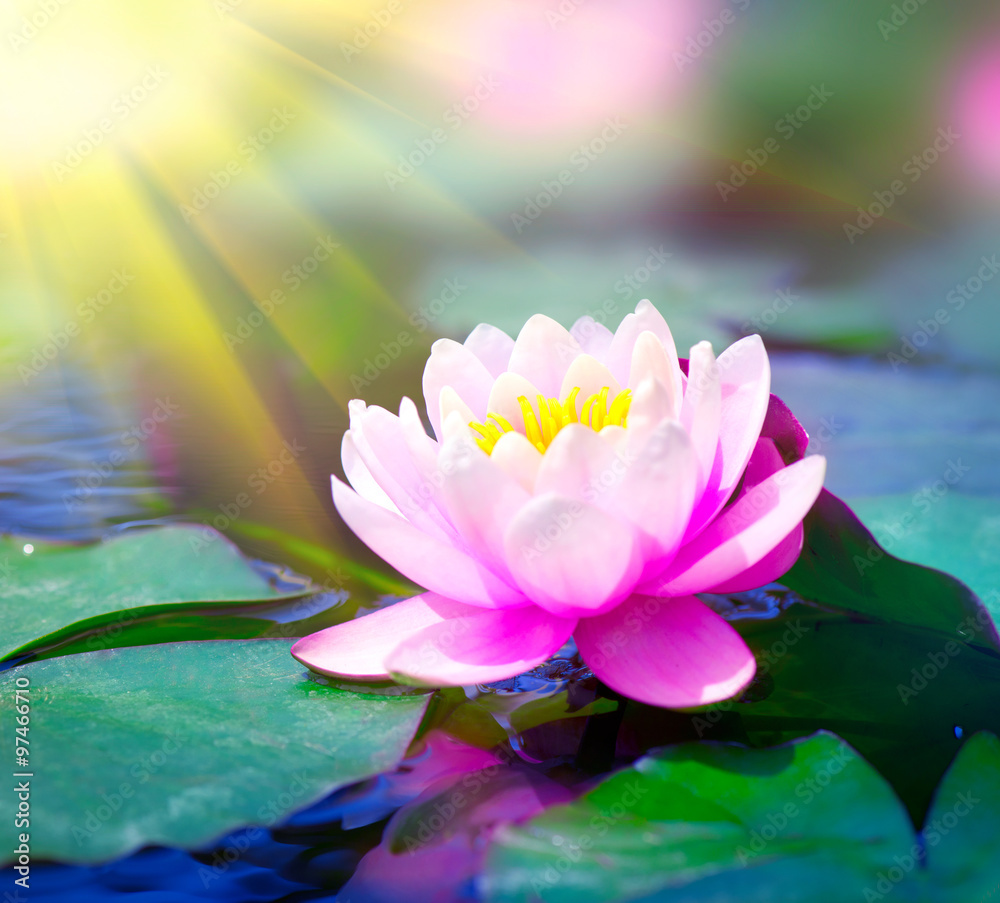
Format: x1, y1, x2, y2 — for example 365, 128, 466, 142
2, 0, 1000, 581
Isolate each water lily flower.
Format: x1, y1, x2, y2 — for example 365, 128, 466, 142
293, 301, 826, 707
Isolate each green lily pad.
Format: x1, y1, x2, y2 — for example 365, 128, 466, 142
782, 490, 1000, 651
729, 601, 1000, 823
483, 731, 1000, 903
0, 526, 311, 662
920, 732, 1000, 901
0, 639, 428, 863
619, 593, 1000, 823
848, 493, 1000, 619
484, 732, 914, 903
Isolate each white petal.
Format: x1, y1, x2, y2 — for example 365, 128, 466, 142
422, 338, 494, 439
570, 316, 615, 360
625, 375, 675, 452
503, 494, 641, 618
486, 371, 543, 433
680, 341, 722, 494
464, 323, 515, 377
439, 438, 531, 579
491, 431, 543, 493
534, 423, 622, 503
559, 354, 621, 415
341, 432, 398, 513
628, 331, 681, 418
508, 314, 581, 397
606, 299, 680, 385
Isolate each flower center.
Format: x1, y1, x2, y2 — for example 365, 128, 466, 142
469, 386, 632, 454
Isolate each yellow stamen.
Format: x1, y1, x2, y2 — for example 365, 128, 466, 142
518, 395, 545, 452
469, 385, 632, 454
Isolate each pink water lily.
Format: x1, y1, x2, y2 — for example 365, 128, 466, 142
292, 301, 826, 707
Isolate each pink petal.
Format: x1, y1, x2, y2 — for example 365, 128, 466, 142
628, 331, 682, 419
575, 594, 757, 707
624, 375, 676, 451
708, 524, 804, 593
291, 593, 480, 679
386, 602, 577, 686
650, 455, 827, 596
438, 438, 531, 581
570, 315, 615, 360
398, 396, 449, 508
686, 335, 771, 538
741, 436, 786, 487
349, 402, 455, 540
332, 475, 525, 608
507, 314, 581, 397
761, 393, 810, 462
698, 437, 804, 592
464, 323, 515, 378
398, 396, 439, 461
423, 339, 495, 439
342, 432, 398, 513
605, 300, 680, 385
608, 420, 697, 564
680, 341, 722, 495
503, 494, 641, 618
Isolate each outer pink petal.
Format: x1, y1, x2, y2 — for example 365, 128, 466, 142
575, 594, 757, 708
290, 593, 480, 679
605, 300, 680, 385
349, 402, 454, 540
385, 603, 577, 686
342, 432, 398, 513
675, 436, 804, 592
503, 494, 641, 618
570, 316, 615, 360
741, 436, 786, 487
464, 323, 515, 378
507, 314, 582, 398
707, 523, 804, 593
650, 455, 827, 596
332, 475, 526, 608
685, 335, 771, 538
422, 339, 495, 439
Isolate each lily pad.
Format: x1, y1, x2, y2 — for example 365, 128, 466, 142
920, 732, 1000, 900
848, 493, 1000, 618
729, 600, 1000, 823
782, 490, 1000, 651
483, 731, 1000, 903
484, 732, 914, 903
617, 591, 1000, 822
0, 639, 428, 863
0, 526, 310, 662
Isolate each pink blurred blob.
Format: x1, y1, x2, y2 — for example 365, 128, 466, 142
415, 0, 698, 137
954, 38, 1000, 187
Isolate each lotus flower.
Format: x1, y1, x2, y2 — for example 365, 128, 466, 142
293, 301, 826, 707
